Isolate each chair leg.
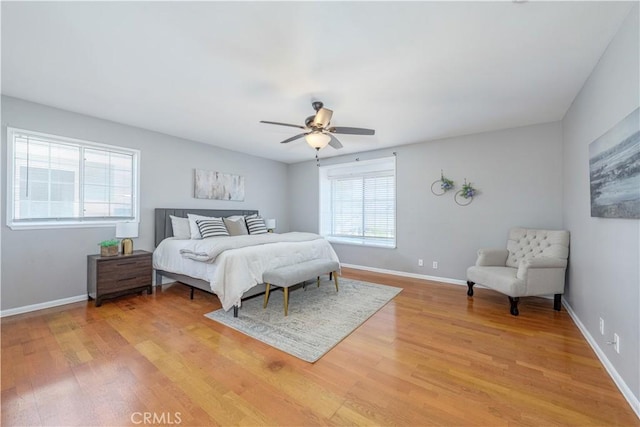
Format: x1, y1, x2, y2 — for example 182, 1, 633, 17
508, 297, 520, 316
466, 281, 474, 297
554, 294, 562, 311
317, 276, 320, 287
283, 287, 289, 316
263, 283, 271, 308
333, 271, 339, 292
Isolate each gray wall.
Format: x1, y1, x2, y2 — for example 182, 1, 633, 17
562, 6, 639, 402
288, 121, 564, 281
1, 95, 289, 311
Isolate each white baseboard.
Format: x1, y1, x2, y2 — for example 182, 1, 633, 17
340, 263, 467, 286
562, 300, 640, 419
0, 294, 87, 318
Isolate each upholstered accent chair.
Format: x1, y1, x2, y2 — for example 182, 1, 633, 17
466, 227, 570, 316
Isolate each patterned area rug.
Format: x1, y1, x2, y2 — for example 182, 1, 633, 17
205, 278, 402, 363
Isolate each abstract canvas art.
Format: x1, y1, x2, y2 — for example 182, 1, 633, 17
589, 108, 639, 219
194, 169, 245, 201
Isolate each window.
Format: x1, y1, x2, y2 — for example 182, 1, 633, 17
319, 156, 396, 248
7, 127, 139, 229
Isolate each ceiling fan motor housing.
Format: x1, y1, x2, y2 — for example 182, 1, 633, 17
313, 108, 333, 128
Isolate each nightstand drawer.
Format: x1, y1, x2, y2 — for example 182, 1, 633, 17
99, 273, 152, 292
98, 257, 151, 275
97, 263, 151, 282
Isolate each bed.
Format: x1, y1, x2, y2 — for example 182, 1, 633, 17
153, 208, 340, 316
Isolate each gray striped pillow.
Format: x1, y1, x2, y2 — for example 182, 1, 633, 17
245, 214, 268, 235
196, 218, 229, 238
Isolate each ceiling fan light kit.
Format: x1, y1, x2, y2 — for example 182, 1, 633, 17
305, 132, 331, 149
260, 101, 375, 153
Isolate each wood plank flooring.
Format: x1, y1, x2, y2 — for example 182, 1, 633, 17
2, 268, 638, 426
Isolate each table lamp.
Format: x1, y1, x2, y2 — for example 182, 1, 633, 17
265, 219, 276, 233
116, 222, 139, 255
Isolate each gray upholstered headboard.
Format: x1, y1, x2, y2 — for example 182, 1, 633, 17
154, 208, 259, 247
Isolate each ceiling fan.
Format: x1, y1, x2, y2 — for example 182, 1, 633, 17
260, 101, 375, 150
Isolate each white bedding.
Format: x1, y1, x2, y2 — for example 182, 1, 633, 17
153, 234, 339, 311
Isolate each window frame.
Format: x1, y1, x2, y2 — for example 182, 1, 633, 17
6, 127, 140, 230
319, 156, 397, 248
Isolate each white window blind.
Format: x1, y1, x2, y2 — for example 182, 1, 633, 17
319, 156, 396, 247
7, 127, 139, 229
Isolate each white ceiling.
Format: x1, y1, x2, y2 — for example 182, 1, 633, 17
1, 1, 634, 164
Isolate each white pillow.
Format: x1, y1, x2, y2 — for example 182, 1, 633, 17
187, 213, 218, 239
169, 215, 191, 239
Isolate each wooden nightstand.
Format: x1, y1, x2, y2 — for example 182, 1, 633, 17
87, 250, 153, 307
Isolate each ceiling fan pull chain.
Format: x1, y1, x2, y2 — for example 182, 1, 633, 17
316, 149, 320, 167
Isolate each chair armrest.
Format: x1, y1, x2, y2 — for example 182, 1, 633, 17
521, 257, 567, 269
475, 249, 509, 266
517, 257, 567, 280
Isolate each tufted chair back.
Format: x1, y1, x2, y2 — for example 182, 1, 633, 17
505, 227, 570, 268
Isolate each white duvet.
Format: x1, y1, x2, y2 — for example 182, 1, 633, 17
153, 233, 340, 311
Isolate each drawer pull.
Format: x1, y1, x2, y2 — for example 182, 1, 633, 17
115, 261, 137, 267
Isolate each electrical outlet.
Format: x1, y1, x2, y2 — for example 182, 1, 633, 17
614, 333, 620, 354
418, 259, 423, 267
599, 317, 604, 335
432, 261, 438, 269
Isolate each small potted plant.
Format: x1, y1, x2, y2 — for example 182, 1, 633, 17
99, 239, 120, 257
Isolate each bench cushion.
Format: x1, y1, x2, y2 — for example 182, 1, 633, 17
263, 259, 339, 288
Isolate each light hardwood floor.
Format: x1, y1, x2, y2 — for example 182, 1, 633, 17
2, 268, 638, 426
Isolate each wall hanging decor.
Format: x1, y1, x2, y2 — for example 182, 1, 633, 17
589, 107, 639, 219
431, 170, 455, 196
454, 178, 477, 206
194, 169, 245, 201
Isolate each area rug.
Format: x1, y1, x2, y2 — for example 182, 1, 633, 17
205, 278, 402, 363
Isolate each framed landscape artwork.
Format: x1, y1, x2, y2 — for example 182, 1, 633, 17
589, 107, 639, 219
194, 169, 245, 201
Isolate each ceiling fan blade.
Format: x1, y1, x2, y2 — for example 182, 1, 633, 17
328, 134, 343, 149
313, 108, 333, 128
328, 126, 375, 135
279, 133, 308, 144
260, 120, 306, 130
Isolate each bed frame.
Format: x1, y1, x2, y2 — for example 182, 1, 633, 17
154, 208, 263, 317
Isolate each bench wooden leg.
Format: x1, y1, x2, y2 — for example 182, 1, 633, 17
333, 271, 339, 292
284, 287, 289, 316
263, 283, 271, 308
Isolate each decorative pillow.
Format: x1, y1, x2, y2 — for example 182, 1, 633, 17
223, 216, 249, 236
245, 214, 268, 235
196, 218, 229, 238
169, 215, 191, 239
187, 214, 217, 239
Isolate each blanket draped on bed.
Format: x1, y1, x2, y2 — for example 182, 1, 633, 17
179, 232, 323, 262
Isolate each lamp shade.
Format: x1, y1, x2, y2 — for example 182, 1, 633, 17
305, 132, 331, 149
265, 219, 276, 230
115, 222, 139, 238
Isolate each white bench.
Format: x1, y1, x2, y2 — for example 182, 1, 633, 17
262, 259, 340, 316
